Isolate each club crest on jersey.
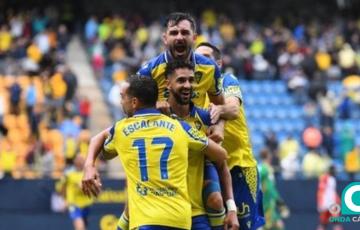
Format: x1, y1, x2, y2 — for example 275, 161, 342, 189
194, 120, 202, 130
194, 71, 203, 83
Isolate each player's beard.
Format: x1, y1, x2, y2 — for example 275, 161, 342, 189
171, 88, 192, 105
169, 43, 192, 60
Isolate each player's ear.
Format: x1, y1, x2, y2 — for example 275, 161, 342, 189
131, 97, 139, 109
162, 32, 167, 46
165, 78, 170, 89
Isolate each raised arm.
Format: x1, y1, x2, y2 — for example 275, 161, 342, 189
82, 127, 111, 197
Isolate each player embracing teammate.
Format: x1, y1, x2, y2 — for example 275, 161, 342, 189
82, 12, 264, 230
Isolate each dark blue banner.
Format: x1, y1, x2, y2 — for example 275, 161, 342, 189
0, 178, 358, 230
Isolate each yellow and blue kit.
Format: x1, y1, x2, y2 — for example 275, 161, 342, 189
104, 108, 209, 230
172, 104, 210, 216
221, 73, 265, 230
174, 103, 225, 229
58, 169, 93, 221
137, 51, 222, 108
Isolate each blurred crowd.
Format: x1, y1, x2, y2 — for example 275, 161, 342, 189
0, 7, 93, 179
83, 9, 360, 180
0, 5, 359, 180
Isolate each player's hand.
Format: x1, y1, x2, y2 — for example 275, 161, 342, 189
224, 211, 239, 230
82, 164, 102, 197
156, 101, 171, 115
207, 122, 224, 143
209, 103, 223, 124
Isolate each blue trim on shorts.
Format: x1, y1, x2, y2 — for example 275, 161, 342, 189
68, 205, 90, 220
231, 166, 265, 230
191, 215, 211, 230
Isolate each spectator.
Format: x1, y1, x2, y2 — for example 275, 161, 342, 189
318, 91, 337, 129
0, 93, 6, 136
302, 148, 331, 178
321, 126, 335, 158
279, 135, 299, 161
303, 126, 322, 149
108, 80, 126, 120
39, 143, 54, 178
338, 94, 351, 120
264, 131, 280, 175
0, 25, 12, 56
344, 145, 360, 180
25, 79, 37, 120
79, 96, 91, 129
303, 101, 318, 126
308, 72, 326, 102
57, 24, 70, 52
9, 80, 22, 115
84, 16, 98, 44
287, 69, 308, 105
62, 65, 78, 102
35, 30, 50, 55
280, 152, 300, 180
64, 135, 77, 166
49, 71, 67, 122
338, 43, 356, 76
315, 47, 331, 71
0, 140, 17, 179
338, 122, 355, 160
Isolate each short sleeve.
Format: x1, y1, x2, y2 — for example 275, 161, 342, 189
195, 107, 212, 127
222, 73, 243, 101
136, 62, 152, 77
103, 124, 117, 155
208, 62, 222, 96
179, 120, 208, 152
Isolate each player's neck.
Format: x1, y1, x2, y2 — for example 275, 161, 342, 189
168, 97, 190, 118
167, 50, 193, 62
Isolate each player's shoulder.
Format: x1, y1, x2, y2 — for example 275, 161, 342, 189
191, 104, 211, 126
138, 52, 166, 72
222, 73, 242, 89
223, 72, 240, 83
113, 117, 127, 129
194, 53, 217, 67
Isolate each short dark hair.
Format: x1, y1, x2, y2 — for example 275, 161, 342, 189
127, 75, 158, 107
196, 42, 222, 60
164, 60, 195, 78
164, 12, 196, 33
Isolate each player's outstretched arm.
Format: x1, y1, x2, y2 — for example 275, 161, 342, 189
82, 127, 111, 197
203, 139, 227, 162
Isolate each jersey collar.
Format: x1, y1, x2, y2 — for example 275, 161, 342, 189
169, 102, 196, 119
133, 108, 161, 117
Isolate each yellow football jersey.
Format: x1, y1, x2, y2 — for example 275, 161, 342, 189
221, 73, 257, 168
62, 170, 93, 208
174, 104, 212, 217
103, 108, 208, 229
137, 51, 222, 108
